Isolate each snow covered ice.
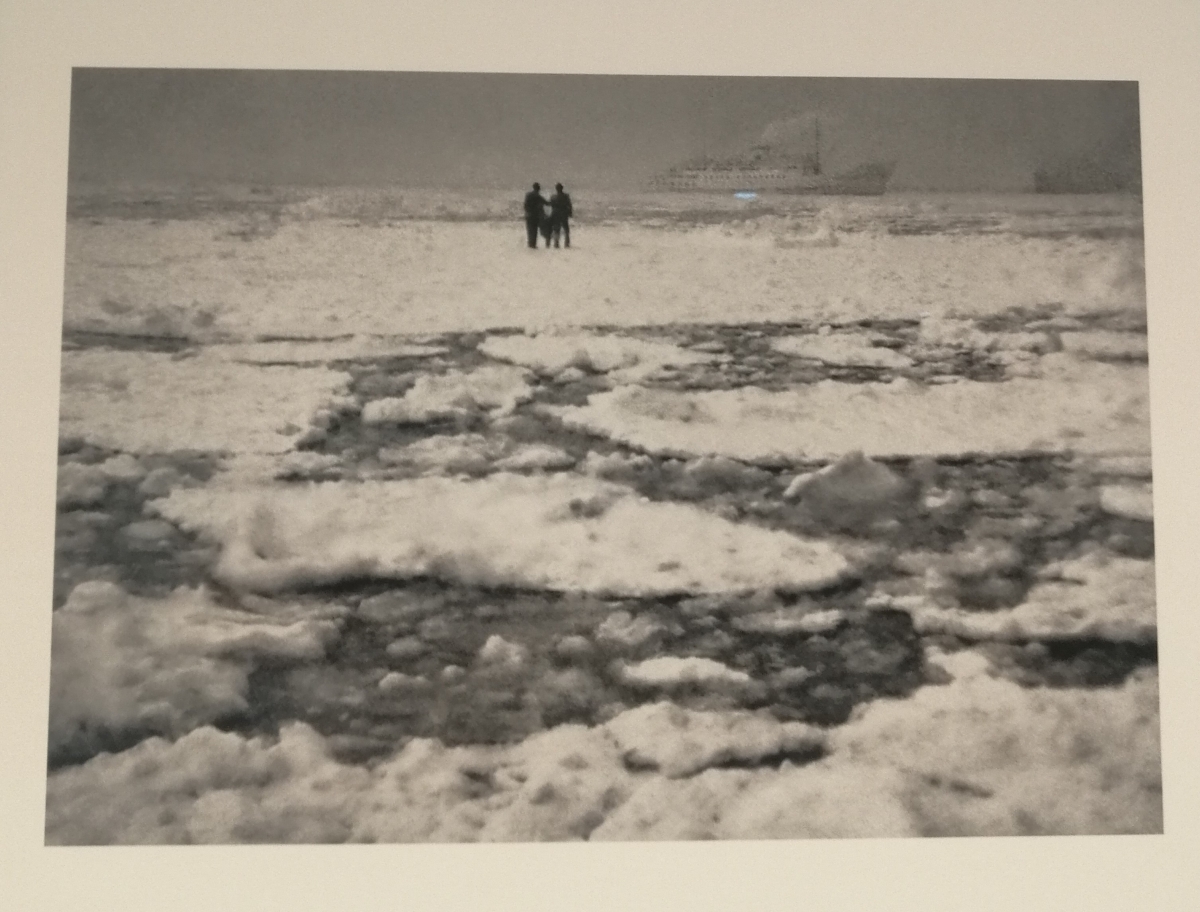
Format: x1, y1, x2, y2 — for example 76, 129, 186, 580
47, 186, 1158, 843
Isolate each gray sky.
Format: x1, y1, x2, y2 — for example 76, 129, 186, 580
68, 70, 1140, 191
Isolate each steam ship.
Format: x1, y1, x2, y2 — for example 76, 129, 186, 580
649, 114, 895, 195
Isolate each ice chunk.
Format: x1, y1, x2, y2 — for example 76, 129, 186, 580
56, 453, 149, 508
917, 318, 995, 350
59, 350, 349, 454
378, 434, 504, 475
783, 451, 910, 530
381, 434, 575, 477
151, 474, 852, 596
772, 333, 913, 368
479, 331, 710, 383
605, 702, 824, 778
553, 360, 1149, 462
492, 444, 576, 472
619, 657, 751, 688
478, 635, 527, 667
378, 672, 429, 694
361, 365, 532, 423
902, 552, 1156, 642
1100, 484, 1154, 522
1085, 454, 1153, 478
595, 611, 665, 649
56, 464, 110, 509
48, 582, 342, 756
731, 606, 843, 635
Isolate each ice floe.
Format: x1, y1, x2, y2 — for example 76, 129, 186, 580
49, 581, 343, 757
604, 702, 823, 778
552, 360, 1149, 462
150, 474, 853, 596
59, 350, 350, 453
887, 551, 1156, 642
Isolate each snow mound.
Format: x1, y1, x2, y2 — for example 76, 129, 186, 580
361, 365, 531, 423
895, 552, 1156, 642
479, 331, 710, 382
150, 474, 853, 596
59, 350, 349, 454
605, 702, 824, 778
49, 581, 342, 756
772, 333, 913, 368
553, 362, 1149, 462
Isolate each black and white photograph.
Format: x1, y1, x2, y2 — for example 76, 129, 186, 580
41, 68, 1161, 844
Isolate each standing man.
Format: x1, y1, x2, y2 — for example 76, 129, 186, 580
523, 182, 549, 249
549, 183, 573, 248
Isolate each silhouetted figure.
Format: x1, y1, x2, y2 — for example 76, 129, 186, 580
549, 183, 573, 248
523, 183, 549, 249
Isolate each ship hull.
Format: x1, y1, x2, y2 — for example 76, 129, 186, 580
650, 161, 895, 196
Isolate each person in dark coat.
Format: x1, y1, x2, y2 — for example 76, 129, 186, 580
549, 183, 573, 248
523, 183, 549, 249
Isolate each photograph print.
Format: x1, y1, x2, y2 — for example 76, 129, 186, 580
47, 70, 1157, 844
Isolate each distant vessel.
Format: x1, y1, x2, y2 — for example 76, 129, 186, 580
650, 113, 895, 195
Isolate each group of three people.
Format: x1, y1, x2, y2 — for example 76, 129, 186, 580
523, 182, 573, 249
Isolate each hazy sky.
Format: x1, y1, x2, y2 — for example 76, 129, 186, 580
68, 70, 1140, 191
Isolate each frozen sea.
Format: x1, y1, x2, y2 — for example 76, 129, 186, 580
47, 185, 1158, 843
